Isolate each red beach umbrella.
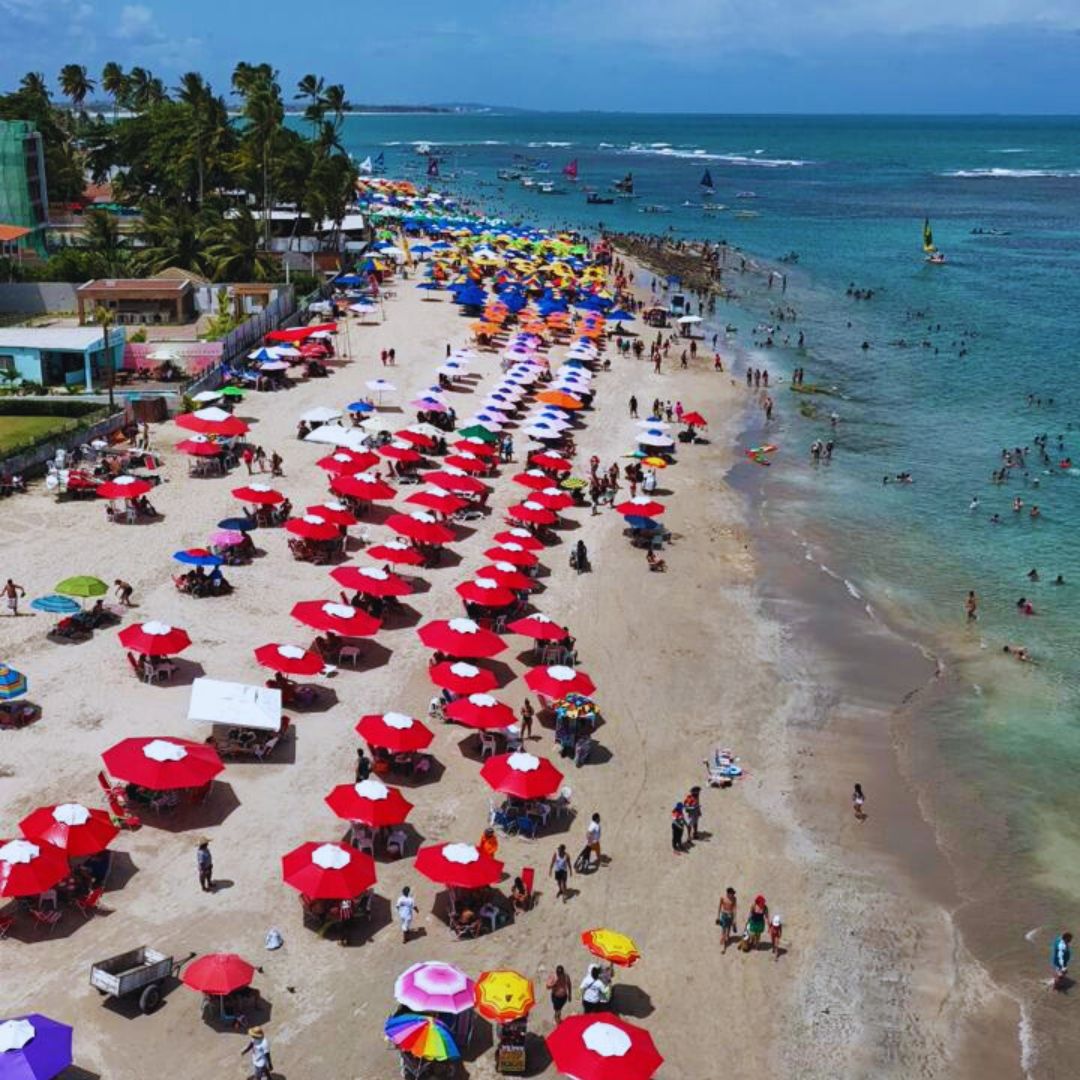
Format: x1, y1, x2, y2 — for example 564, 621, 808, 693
290, 599, 380, 637
507, 501, 557, 526
681, 411, 707, 426
254, 643, 324, 676
0, 837, 69, 898
414, 842, 503, 890
182, 953, 256, 995
444, 693, 517, 730
425, 471, 490, 496
316, 450, 379, 476
19, 803, 118, 856
324, 779, 413, 827
306, 502, 358, 527
232, 484, 284, 506
330, 565, 412, 597
355, 712, 433, 753
493, 528, 545, 551
366, 541, 426, 567
525, 664, 596, 699
281, 841, 376, 900
118, 620, 191, 656
417, 617, 506, 658
177, 411, 249, 437
406, 489, 468, 516
530, 452, 572, 473
507, 613, 566, 641
96, 476, 153, 500
102, 737, 223, 790
455, 579, 517, 608
176, 436, 223, 457
429, 660, 499, 695
443, 454, 488, 474
386, 512, 456, 546
284, 514, 340, 541
485, 544, 539, 567
533, 487, 574, 511
476, 563, 534, 591
379, 441, 423, 464
330, 473, 396, 501
394, 429, 436, 448
481, 751, 564, 800
453, 439, 497, 457
546, 1013, 663, 1080
512, 469, 553, 491
614, 498, 665, 518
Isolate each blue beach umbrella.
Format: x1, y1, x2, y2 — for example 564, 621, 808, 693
0, 664, 28, 700
217, 516, 254, 532
624, 515, 660, 532
347, 401, 375, 414
607, 309, 635, 321
30, 595, 81, 615
173, 549, 223, 568
247, 347, 277, 362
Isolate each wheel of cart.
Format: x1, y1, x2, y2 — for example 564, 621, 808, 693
89, 946, 188, 1014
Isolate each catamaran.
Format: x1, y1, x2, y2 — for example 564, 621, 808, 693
613, 172, 636, 196
923, 217, 946, 263
562, 159, 579, 182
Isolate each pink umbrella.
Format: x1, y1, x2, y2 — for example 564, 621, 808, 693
395, 962, 476, 1014
210, 529, 245, 548
525, 664, 596, 699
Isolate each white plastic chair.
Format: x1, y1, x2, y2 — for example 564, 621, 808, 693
338, 646, 361, 668
554, 786, 573, 820
479, 731, 499, 760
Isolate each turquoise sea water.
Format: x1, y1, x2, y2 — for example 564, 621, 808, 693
331, 114, 1080, 917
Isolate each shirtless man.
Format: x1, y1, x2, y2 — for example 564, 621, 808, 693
717, 887, 738, 952
3, 579, 25, 616
965, 590, 978, 622
1003, 645, 1035, 663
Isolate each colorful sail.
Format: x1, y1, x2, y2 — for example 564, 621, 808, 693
358, 156, 373, 175
563, 158, 578, 180
922, 217, 936, 253
700, 169, 714, 191
373, 151, 385, 172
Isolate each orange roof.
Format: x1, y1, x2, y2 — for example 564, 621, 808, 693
0, 224, 32, 242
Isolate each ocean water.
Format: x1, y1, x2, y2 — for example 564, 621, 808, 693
333, 113, 1080, 960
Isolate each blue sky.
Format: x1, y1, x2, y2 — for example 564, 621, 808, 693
2, 0, 1080, 112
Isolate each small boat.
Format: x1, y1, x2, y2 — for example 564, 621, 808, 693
702, 203, 727, 213
586, 193, 614, 205
734, 209, 759, 219
562, 158, 579, 182
497, 169, 521, 181
923, 217, 945, 263
520, 177, 536, 189
537, 181, 563, 195
735, 191, 758, 199
639, 204, 671, 215
613, 171, 634, 195
700, 169, 715, 193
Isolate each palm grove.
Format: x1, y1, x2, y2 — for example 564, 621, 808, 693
0, 63, 356, 283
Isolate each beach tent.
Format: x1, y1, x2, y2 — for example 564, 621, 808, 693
187, 677, 281, 733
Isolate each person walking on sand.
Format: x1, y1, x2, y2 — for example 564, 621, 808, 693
580, 966, 607, 1014
269, 451, 283, 478
196, 841, 213, 892
240, 1026, 272, 1079
852, 783, 866, 821
1051, 931, 1072, 990
395, 885, 417, 944
965, 590, 978, 622
3, 579, 25, 616
743, 895, 768, 952
585, 813, 602, 868
241, 446, 254, 475
717, 887, 737, 952
684, 786, 702, 839
671, 803, 687, 853
629, 394, 638, 418
550, 843, 572, 901
520, 698, 535, 741
547, 964, 572, 1021
114, 579, 134, 607
769, 914, 783, 960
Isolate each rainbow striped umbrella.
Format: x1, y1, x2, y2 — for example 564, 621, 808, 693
384, 1014, 459, 1062
0, 665, 27, 701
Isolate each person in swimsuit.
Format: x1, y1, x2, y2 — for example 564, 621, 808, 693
547, 964, 571, 1020
3, 579, 25, 617
852, 783, 866, 821
717, 887, 737, 952
549, 843, 572, 902
745, 895, 768, 951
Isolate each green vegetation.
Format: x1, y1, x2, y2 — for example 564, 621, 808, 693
0, 63, 358, 283
0, 415, 81, 457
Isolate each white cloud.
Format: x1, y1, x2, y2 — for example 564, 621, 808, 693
115, 3, 163, 42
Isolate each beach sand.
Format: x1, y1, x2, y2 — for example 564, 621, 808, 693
0, 256, 1022, 1078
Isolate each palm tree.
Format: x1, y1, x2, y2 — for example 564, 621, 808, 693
295, 73, 325, 134
101, 62, 127, 118
177, 72, 211, 205
126, 67, 166, 111
322, 84, 350, 133
201, 207, 275, 281
59, 64, 95, 112
133, 199, 208, 275
235, 68, 284, 249
82, 209, 126, 275
93, 304, 117, 410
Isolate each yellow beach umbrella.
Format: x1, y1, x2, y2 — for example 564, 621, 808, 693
643, 457, 668, 469
581, 927, 641, 967
473, 969, 535, 1023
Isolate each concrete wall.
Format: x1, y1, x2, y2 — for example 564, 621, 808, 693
0, 283, 79, 315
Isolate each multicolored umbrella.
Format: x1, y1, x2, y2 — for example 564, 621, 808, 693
384, 1013, 460, 1062
172, 548, 222, 567
118, 621, 191, 657
546, 1014, 662, 1080
355, 712, 433, 753
414, 842, 503, 889
324, 779, 413, 827
19, 803, 117, 857
581, 928, 641, 967
181, 953, 255, 995
474, 969, 535, 1023
0, 1014, 73, 1080
394, 962, 476, 1014
525, 664, 596, 699
281, 841, 376, 900
102, 737, 223, 791
0, 839, 69, 898
0, 665, 27, 701
481, 751, 564, 800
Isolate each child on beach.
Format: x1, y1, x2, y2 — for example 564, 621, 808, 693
769, 915, 783, 960
852, 783, 866, 821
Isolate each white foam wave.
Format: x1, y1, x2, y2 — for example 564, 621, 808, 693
526, 141, 573, 148
993, 148, 1030, 154
620, 143, 810, 166
844, 579, 862, 600
944, 167, 1080, 178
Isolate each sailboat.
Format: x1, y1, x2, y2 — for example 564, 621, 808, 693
427, 156, 440, 179
613, 172, 637, 197
562, 158, 578, 182
923, 217, 945, 264
372, 151, 385, 174
358, 156, 373, 175
700, 169, 714, 193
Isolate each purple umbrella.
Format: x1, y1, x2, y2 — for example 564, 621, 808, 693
0, 1014, 73, 1080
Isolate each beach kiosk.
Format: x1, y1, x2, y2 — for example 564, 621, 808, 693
187, 677, 288, 760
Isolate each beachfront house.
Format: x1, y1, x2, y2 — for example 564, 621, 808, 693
76, 278, 198, 327
0, 325, 126, 391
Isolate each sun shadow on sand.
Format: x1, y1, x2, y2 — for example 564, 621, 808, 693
613, 983, 655, 1018
142, 781, 241, 833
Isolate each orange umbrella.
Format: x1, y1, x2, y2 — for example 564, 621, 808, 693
537, 391, 584, 410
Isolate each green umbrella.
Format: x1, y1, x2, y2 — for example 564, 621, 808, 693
220, 386, 245, 398
55, 576, 108, 599
458, 425, 499, 444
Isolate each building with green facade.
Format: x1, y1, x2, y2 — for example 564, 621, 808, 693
0, 120, 49, 255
